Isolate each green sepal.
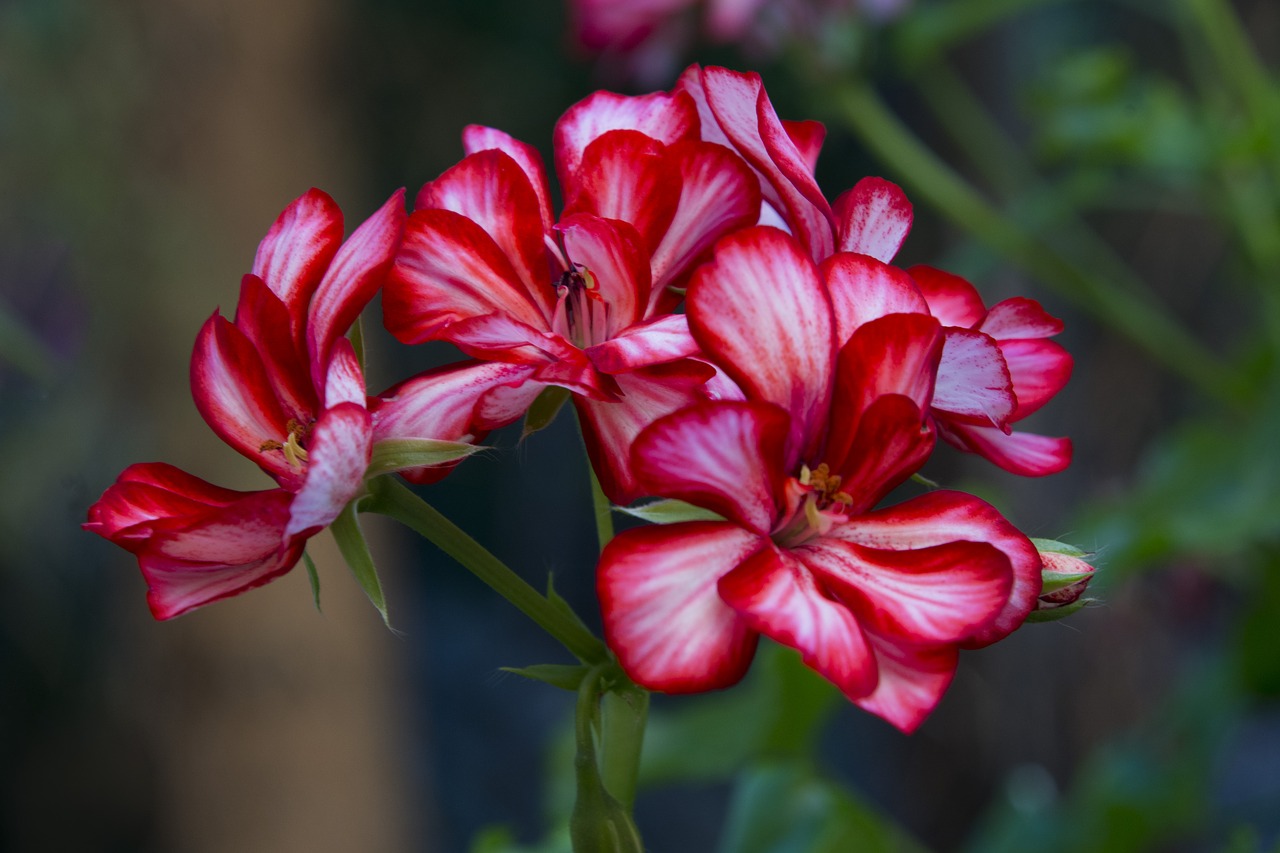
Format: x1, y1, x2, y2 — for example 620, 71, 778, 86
302, 551, 322, 612
1026, 597, 1096, 623
502, 663, 591, 692
910, 472, 941, 489
330, 501, 391, 628
1030, 537, 1090, 557
615, 499, 725, 525
366, 438, 483, 478
523, 385, 571, 439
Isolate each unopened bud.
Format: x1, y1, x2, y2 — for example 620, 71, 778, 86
1026, 539, 1096, 622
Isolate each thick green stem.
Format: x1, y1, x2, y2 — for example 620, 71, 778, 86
361, 476, 608, 665
570, 665, 645, 853
599, 681, 649, 812
829, 78, 1243, 400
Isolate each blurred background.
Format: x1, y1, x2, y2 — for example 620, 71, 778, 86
2, 0, 1278, 850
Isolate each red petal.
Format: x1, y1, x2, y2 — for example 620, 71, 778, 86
599, 521, 763, 692
822, 253, 929, 344
285, 403, 372, 538
85, 462, 244, 543
797, 537, 1012, 645
323, 338, 367, 409
307, 189, 405, 385
415, 151, 553, 320
563, 130, 680, 258
190, 314, 299, 487
940, 421, 1073, 479
932, 328, 1015, 428
557, 214, 652, 336
979, 297, 1064, 340
833, 177, 913, 263
648, 138, 761, 299
554, 89, 699, 192
852, 639, 957, 733
386, 208, 549, 344
575, 363, 716, 505
634, 400, 789, 534
826, 395, 935, 514
910, 265, 985, 328
831, 490, 1042, 647
687, 227, 834, 465
252, 188, 343, 327
586, 313, 701, 374
462, 125, 555, 231
1001, 338, 1072, 419
231, 274, 316, 419
718, 544, 878, 700
781, 119, 826, 174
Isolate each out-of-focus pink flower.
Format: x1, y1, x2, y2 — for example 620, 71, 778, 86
87, 190, 492, 619
571, 0, 909, 83
384, 90, 762, 503
598, 226, 1041, 732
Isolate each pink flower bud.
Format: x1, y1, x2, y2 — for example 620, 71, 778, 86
1027, 539, 1096, 622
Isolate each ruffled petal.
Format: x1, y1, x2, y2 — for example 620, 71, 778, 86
307, 188, 406, 384
796, 536, 1012, 645
830, 490, 1042, 647
462, 124, 555, 231
386, 208, 549, 343
633, 400, 789, 534
252, 188, 343, 327
910, 265, 985, 328
687, 226, 834, 465
979, 297, 1064, 340
599, 521, 763, 692
285, 402, 373, 538
718, 544, 878, 700
833, 177, 913, 263
85, 462, 244, 543
822, 252, 929, 344
932, 328, 1015, 428
939, 421, 1073, 479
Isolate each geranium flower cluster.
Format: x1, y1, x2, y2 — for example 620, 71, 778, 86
87, 65, 1076, 732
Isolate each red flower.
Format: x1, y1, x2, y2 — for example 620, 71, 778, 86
598, 227, 1041, 731
384, 91, 761, 503
87, 189, 489, 619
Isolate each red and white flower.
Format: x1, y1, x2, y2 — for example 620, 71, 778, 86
384, 91, 761, 503
598, 227, 1041, 731
87, 189, 494, 619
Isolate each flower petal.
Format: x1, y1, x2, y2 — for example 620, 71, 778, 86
1001, 338, 1072, 419
285, 402, 373, 538
85, 462, 244, 543
599, 521, 763, 692
575, 362, 714, 504
252, 188, 343, 326
385, 208, 549, 343
939, 421, 1073, 479
822, 252, 929, 344
932, 328, 1015, 428
830, 490, 1042, 647
827, 395, 935, 514
307, 189, 405, 385
557, 214, 651, 336
554, 89, 699, 191
797, 536, 1012, 645
687, 226, 834, 465
852, 639, 957, 734
979, 297, 1064, 340
585, 312, 701, 374
633, 400, 789, 534
833, 177, 913, 263
462, 124, 555, 232
910, 265, 985, 328
416, 151, 552, 321
718, 544, 878, 700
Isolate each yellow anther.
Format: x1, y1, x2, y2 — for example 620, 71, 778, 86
798, 464, 812, 486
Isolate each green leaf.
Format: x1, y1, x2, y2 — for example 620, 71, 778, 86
302, 551, 322, 612
502, 664, 590, 692
329, 502, 391, 628
615, 499, 725, 525
366, 438, 483, 478
523, 385, 571, 439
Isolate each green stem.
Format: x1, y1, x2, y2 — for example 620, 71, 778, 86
828, 78, 1243, 400
570, 665, 645, 853
361, 476, 608, 665
588, 465, 614, 555
599, 680, 649, 812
